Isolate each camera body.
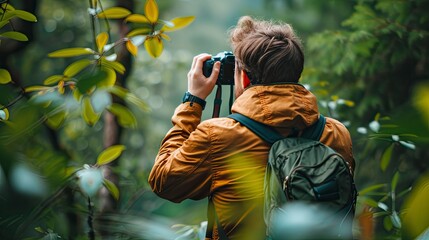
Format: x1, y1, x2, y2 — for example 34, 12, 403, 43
203, 51, 235, 85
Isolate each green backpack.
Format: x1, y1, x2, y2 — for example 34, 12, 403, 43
228, 113, 357, 240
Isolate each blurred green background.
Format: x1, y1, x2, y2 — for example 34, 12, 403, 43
1, 0, 428, 239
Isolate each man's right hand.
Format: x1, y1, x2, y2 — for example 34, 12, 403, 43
187, 54, 221, 100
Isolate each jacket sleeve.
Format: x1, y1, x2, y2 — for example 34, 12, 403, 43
148, 103, 213, 203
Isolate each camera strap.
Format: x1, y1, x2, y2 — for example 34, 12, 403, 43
229, 83, 234, 114
212, 84, 222, 118
212, 83, 234, 118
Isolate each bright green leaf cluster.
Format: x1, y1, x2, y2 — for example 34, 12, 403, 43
22, 0, 194, 128
98, 0, 195, 58
0, 3, 37, 42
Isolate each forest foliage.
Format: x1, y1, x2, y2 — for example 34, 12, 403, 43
1, 0, 428, 239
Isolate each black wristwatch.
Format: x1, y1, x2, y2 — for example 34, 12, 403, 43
182, 91, 206, 110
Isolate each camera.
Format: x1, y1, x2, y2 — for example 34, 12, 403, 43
203, 51, 235, 85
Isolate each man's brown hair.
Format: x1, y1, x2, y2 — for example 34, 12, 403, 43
229, 16, 304, 84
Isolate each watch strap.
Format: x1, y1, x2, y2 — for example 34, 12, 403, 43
182, 91, 206, 110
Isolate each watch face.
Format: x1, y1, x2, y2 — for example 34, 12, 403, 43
183, 92, 191, 102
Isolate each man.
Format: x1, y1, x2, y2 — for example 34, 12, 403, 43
149, 16, 355, 240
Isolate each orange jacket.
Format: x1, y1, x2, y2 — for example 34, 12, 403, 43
149, 83, 355, 240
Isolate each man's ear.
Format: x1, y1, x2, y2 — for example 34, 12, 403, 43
242, 70, 251, 88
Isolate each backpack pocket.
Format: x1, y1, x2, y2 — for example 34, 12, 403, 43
283, 153, 352, 211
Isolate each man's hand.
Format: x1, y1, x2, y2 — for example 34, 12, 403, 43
187, 54, 221, 100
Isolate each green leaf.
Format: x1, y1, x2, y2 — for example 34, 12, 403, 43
145, 0, 159, 23
390, 211, 402, 229
73, 88, 83, 102
100, 58, 125, 74
12, 10, 37, 22
96, 32, 109, 53
97, 7, 131, 19
82, 96, 100, 126
97, 67, 116, 88
374, 112, 381, 121
378, 202, 389, 211
399, 141, 416, 150
48, 48, 95, 58
126, 93, 150, 112
381, 143, 394, 171
126, 40, 138, 56
160, 33, 170, 41
97, 145, 126, 166
144, 36, 163, 58
106, 86, 150, 112
383, 216, 393, 231
103, 179, 120, 201
125, 14, 150, 23
161, 16, 195, 32
359, 183, 387, 196
127, 28, 151, 38
361, 197, 379, 208
24, 85, 51, 92
1, 3, 15, 11
34, 226, 45, 233
391, 171, 400, 193
0, 31, 28, 41
46, 111, 66, 129
0, 68, 12, 84
76, 69, 107, 94
2, 10, 37, 22
107, 103, 137, 128
107, 85, 128, 99
0, 20, 8, 29
43, 75, 64, 85
64, 59, 92, 77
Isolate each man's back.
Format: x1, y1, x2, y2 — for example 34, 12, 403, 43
149, 84, 355, 239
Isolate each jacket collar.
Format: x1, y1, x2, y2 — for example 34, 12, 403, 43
231, 83, 319, 130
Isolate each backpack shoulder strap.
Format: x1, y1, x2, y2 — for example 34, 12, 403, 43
228, 113, 283, 144
228, 113, 326, 143
301, 114, 326, 140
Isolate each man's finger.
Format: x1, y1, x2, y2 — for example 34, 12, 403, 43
208, 61, 221, 83
194, 54, 212, 73
191, 53, 209, 69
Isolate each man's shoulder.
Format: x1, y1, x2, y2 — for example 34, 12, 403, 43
201, 116, 238, 128
199, 116, 254, 143
325, 116, 349, 132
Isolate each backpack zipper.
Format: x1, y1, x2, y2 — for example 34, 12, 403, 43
283, 176, 289, 194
